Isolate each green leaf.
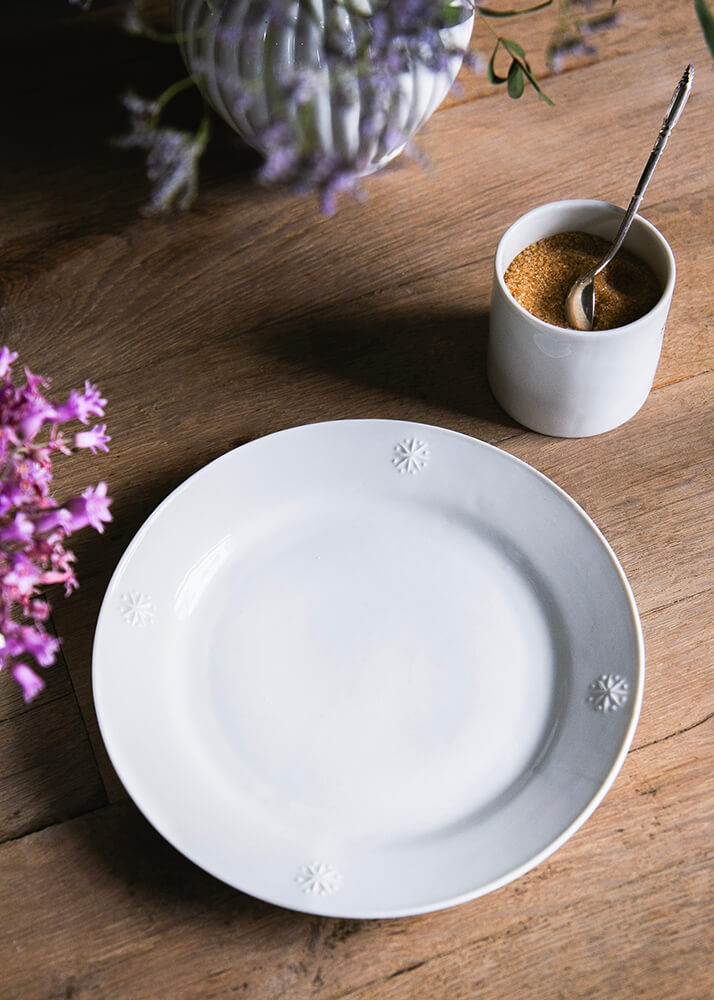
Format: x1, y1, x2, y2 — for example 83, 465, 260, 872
695, 0, 714, 56
519, 59, 555, 105
507, 60, 525, 98
501, 37, 526, 59
478, 2, 552, 17
487, 40, 509, 84
486, 31, 554, 105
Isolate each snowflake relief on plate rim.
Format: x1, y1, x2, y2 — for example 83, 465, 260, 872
587, 673, 630, 712
295, 862, 343, 896
392, 438, 429, 475
119, 591, 156, 627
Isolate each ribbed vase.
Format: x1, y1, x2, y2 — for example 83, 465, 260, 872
171, 0, 474, 174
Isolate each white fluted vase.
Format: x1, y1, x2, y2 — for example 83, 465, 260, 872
171, 0, 474, 175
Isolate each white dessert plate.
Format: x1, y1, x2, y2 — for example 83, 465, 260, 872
93, 420, 643, 917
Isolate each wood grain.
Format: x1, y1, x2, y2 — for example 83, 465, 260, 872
0, 1, 712, 998
1, 719, 711, 1000
0, 620, 106, 841
0, 691, 106, 842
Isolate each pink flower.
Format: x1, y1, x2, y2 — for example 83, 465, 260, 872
29, 599, 50, 621
0, 512, 34, 543
19, 625, 60, 668
7, 457, 53, 507
4, 553, 39, 598
79, 382, 108, 421
19, 402, 57, 443
54, 382, 107, 425
0, 346, 111, 702
33, 507, 72, 536
49, 426, 71, 456
23, 368, 49, 398
0, 347, 18, 380
73, 424, 111, 455
11, 663, 45, 703
64, 482, 112, 533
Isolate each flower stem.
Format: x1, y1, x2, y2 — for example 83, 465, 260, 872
149, 74, 204, 128
194, 105, 213, 152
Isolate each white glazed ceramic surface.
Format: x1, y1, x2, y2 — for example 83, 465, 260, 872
488, 200, 676, 437
171, 0, 474, 174
93, 420, 644, 918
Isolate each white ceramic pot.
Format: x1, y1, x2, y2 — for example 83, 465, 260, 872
171, 0, 474, 174
488, 200, 676, 438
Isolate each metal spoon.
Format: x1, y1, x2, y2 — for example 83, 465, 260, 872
565, 64, 694, 331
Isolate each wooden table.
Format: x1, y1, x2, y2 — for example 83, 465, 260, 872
1, 2, 712, 997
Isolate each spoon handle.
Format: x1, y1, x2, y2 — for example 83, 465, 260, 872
597, 64, 694, 273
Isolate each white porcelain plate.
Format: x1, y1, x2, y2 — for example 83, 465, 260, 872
93, 420, 643, 917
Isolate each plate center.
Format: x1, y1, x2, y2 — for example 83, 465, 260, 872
179, 501, 560, 845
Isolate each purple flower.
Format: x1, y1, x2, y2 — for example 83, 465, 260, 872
18, 402, 56, 444
18, 625, 60, 668
144, 129, 206, 214
32, 507, 73, 536
11, 663, 45, 703
547, 5, 620, 71
4, 553, 39, 598
0, 512, 34, 544
74, 424, 111, 455
114, 91, 211, 214
0, 348, 18, 380
54, 382, 107, 425
64, 482, 113, 534
29, 599, 50, 622
0, 347, 111, 701
2, 623, 59, 668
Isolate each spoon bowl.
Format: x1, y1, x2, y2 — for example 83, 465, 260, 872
565, 267, 597, 331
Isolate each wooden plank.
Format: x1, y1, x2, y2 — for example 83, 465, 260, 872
499, 371, 714, 615
635, 587, 714, 751
0, 714, 710, 1000
648, 192, 714, 387
0, 692, 107, 844
0, 628, 74, 724
0, 619, 107, 842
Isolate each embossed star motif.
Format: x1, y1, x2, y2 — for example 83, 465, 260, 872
392, 438, 429, 475
587, 673, 629, 712
119, 591, 156, 627
295, 862, 342, 896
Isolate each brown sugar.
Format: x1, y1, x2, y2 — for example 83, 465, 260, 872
503, 231, 661, 330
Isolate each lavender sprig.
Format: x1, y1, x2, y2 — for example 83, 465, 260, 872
547, 0, 620, 70
73, 0, 625, 213
0, 348, 112, 703
113, 86, 212, 215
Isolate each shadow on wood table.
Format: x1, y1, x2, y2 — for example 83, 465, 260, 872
260, 306, 504, 425
0, 3, 260, 232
